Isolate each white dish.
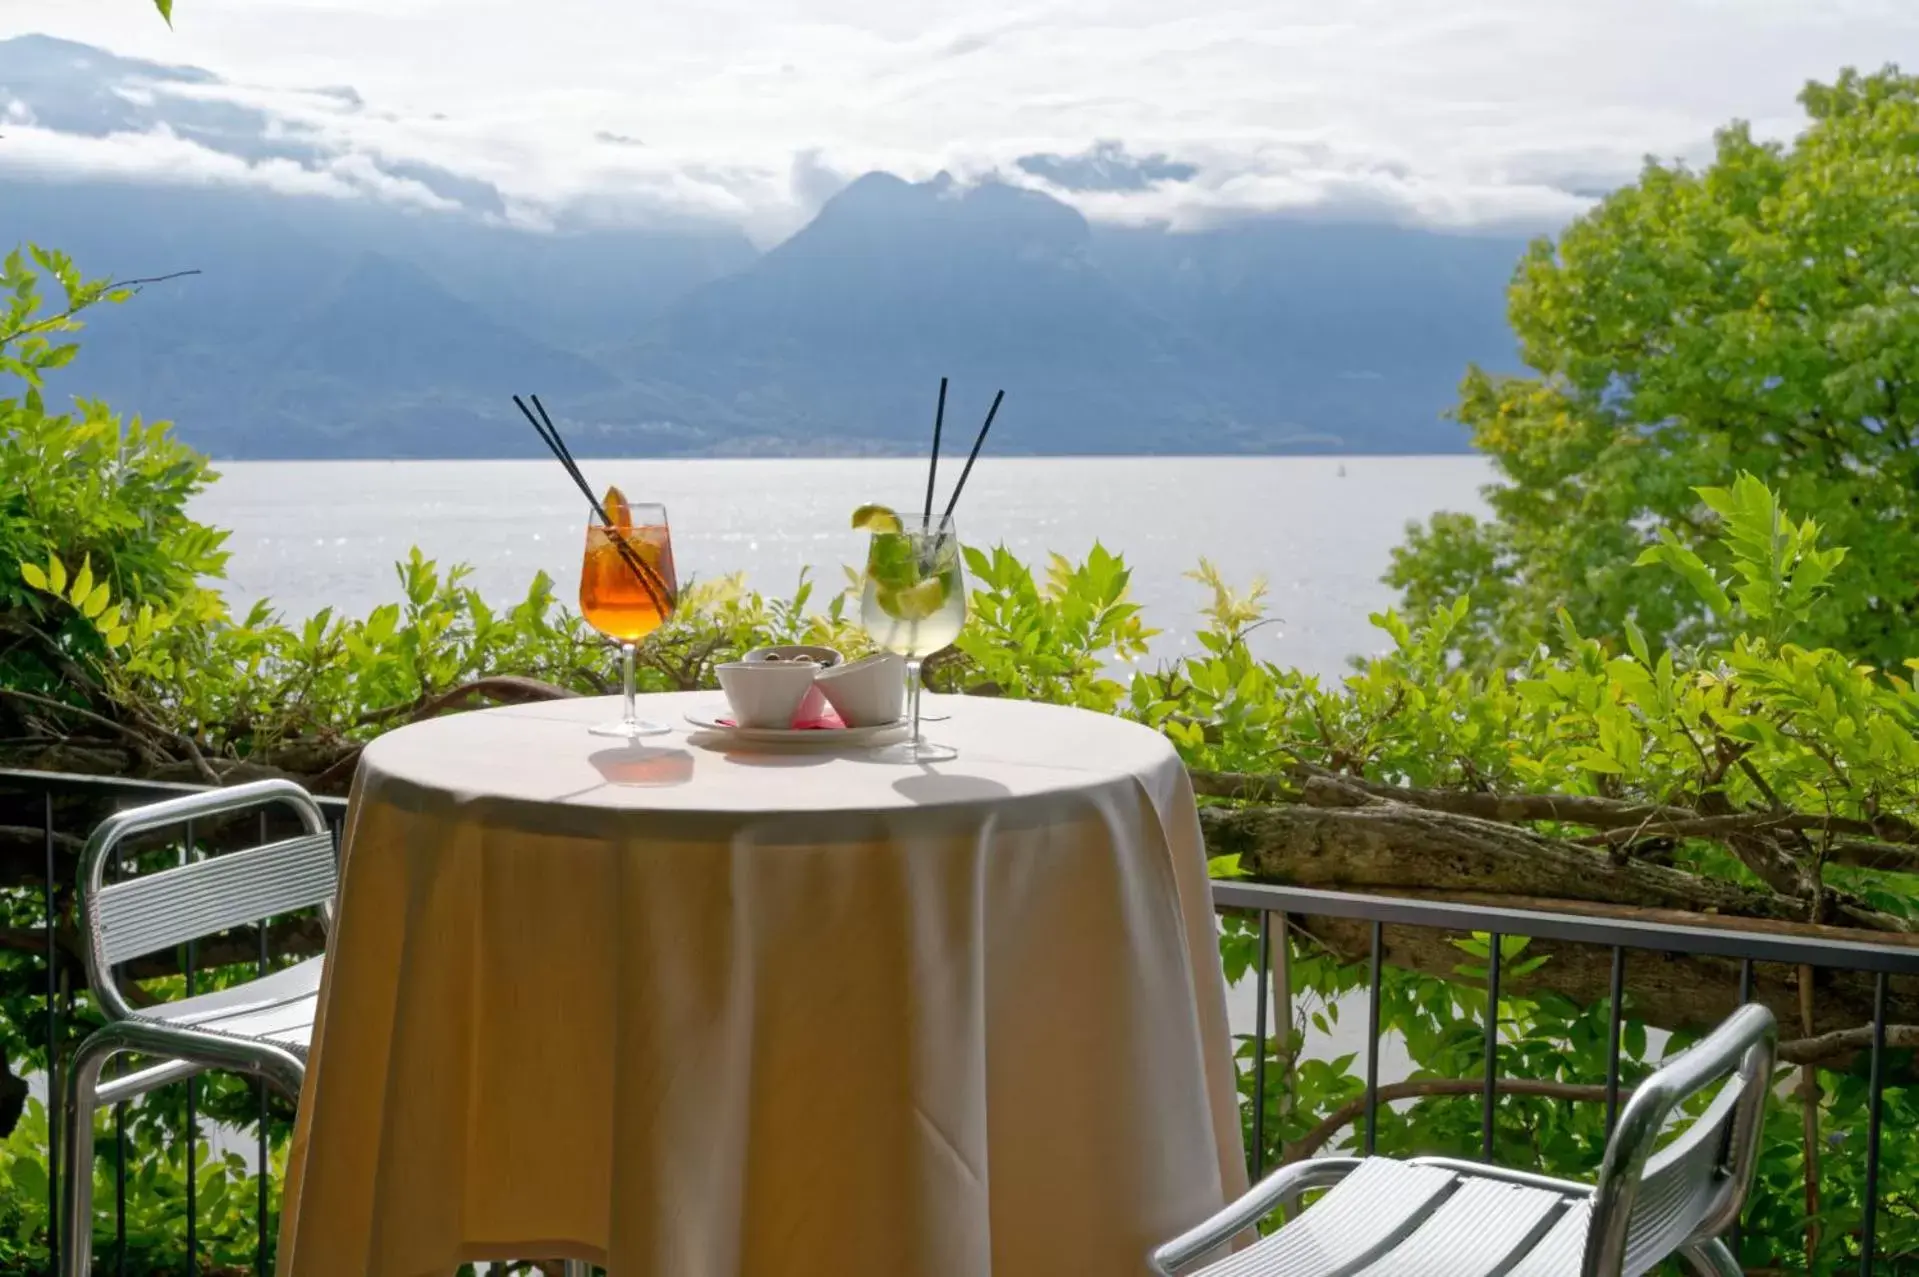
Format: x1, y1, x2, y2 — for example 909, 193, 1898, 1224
717, 659, 818, 729
683, 705, 910, 747
814, 653, 906, 727
742, 646, 843, 720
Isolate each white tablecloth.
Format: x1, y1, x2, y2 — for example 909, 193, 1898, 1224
279, 691, 1244, 1276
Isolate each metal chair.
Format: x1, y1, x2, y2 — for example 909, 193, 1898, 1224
58, 779, 337, 1277
1152, 1003, 1777, 1277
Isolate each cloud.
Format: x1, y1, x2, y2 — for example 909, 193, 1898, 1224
3, 0, 1916, 240
1016, 141, 1198, 193
0, 121, 460, 211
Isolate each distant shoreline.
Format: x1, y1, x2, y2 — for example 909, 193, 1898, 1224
196, 448, 1482, 463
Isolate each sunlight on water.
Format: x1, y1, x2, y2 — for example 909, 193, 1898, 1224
191, 456, 1492, 680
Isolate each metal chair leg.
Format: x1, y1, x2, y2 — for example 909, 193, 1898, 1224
59, 1033, 117, 1277
1682, 1240, 1744, 1276
60, 1019, 306, 1277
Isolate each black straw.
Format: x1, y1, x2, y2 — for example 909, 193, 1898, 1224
512, 394, 671, 613
516, 396, 598, 514
922, 376, 947, 530
938, 389, 1004, 529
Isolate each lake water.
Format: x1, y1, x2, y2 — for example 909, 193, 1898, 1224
192, 456, 1493, 678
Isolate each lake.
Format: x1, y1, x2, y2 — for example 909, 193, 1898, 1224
192, 456, 1493, 678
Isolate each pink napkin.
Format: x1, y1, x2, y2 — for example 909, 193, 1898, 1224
718, 709, 849, 731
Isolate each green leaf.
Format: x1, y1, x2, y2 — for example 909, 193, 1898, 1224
1635, 532, 1733, 619
1570, 747, 1626, 775
154, 0, 175, 23
19, 561, 48, 591
69, 556, 94, 609
46, 555, 66, 596
9, 1153, 48, 1202
1623, 616, 1651, 668
81, 580, 112, 619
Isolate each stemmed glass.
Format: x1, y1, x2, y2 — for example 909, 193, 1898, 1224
579, 502, 677, 738
859, 515, 968, 763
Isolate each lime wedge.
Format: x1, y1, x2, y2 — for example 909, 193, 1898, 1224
879, 575, 948, 622
851, 503, 903, 533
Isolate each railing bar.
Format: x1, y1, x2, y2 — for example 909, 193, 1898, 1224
1604, 946, 1625, 1139
111, 838, 126, 1277
1481, 930, 1501, 1162
1250, 911, 1270, 1181
1208, 881, 1919, 973
1861, 971, 1888, 1276
1726, 960, 1757, 1264
115, 1097, 127, 1277
1364, 919, 1382, 1157
0, 765, 348, 810
184, 818, 198, 1269
43, 791, 60, 1277
258, 810, 271, 1277
1729, 940, 1755, 1260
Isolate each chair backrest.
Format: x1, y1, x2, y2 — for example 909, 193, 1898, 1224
79, 778, 337, 1021
1583, 1003, 1778, 1276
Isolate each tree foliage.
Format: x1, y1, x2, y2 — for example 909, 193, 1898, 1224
1390, 66, 1919, 671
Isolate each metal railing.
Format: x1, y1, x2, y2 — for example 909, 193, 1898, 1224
1216, 879, 1919, 1275
3, 767, 1915, 1273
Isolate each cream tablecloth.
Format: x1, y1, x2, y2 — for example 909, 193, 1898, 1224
278, 691, 1244, 1276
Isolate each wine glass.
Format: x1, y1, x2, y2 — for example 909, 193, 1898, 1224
859, 515, 968, 763
579, 503, 677, 738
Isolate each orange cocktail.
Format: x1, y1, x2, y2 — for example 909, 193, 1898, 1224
580, 524, 676, 642
579, 489, 677, 738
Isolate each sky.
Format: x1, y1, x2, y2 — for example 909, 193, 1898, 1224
2, 0, 1916, 243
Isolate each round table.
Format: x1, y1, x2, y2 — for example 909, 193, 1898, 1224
278, 691, 1244, 1277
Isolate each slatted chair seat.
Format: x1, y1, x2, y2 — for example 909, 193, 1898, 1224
1154, 1004, 1776, 1277
135, 953, 323, 1055
1194, 1160, 1581, 1277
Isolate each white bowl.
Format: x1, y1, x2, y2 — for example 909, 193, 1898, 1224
812, 653, 906, 728
744, 646, 842, 720
716, 661, 820, 729
744, 645, 843, 668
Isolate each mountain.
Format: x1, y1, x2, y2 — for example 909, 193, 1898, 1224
621, 173, 1245, 454
1090, 221, 1526, 451
0, 35, 1536, 456
1, 180, 682, 456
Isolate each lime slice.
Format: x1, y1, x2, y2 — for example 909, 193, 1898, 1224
879, 575, 948, 622
851, 503, 903, 533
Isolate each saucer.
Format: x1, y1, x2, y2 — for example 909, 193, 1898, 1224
683, 704, 910, 748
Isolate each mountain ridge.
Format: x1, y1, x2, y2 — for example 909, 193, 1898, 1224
1, 35, 1533, 458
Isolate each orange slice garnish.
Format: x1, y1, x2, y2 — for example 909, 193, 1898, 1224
603, 485, 632, 529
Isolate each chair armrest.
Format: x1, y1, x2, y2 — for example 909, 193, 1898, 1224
1150, 1157, 1365, 1275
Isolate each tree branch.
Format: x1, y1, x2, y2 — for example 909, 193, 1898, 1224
1777, 1023, 1919, 1066
0, 269, 202, 348
1190, 767, 1919, 848
1194, 767, 1699, 830
0, 687, 157, 755
1285, 1078, 1610, 1161
353, 675, 576, 728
